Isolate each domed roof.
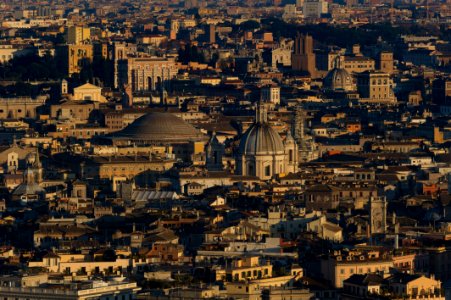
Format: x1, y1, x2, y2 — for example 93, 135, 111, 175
323, 68, 354, 91
111, 112, 205, 143
239, 123, 285, 155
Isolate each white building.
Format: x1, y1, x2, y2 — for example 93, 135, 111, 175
0, 45, 35, 63
0, 276, 140, 300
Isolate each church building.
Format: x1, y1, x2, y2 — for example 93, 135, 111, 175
235, 103, 298, 180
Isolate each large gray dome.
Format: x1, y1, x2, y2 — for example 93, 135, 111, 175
110, 112, 205, 143
239, 123, 285, 155
323, 68, 354, 91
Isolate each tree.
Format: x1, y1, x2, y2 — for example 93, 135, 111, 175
239, 20, 261, 31
102, 249, 117, 262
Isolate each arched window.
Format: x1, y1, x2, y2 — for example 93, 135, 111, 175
147, 77, 152, 90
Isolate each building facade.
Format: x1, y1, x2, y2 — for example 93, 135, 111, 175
116, 57, 179, 93
0, 96, 47, 119
356, 71, 396, 103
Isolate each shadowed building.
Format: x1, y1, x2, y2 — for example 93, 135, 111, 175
292, 34, 316, 77
57, 44, 94, 76
0, 96, 46, 119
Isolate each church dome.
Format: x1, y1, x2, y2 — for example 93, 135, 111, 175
239, 123, 285, 155
323, 68, 354, 91
109, 112, 205, 144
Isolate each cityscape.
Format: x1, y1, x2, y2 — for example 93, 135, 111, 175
0, 0, 450, 299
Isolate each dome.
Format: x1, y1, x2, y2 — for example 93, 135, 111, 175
323, 68, 354, 91
239, 123, 285, 155
110, 112, 205, 143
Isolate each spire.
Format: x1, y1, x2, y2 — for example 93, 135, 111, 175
334, 54, 341, 69
286, 129, 294, 141
208, 131, 218, 148
34, 147, 41, 168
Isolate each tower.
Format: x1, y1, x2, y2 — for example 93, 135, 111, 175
206, 132, 224, 171
369, 196, 387, 234
293, 106, 314, 162
292, 34, 316, 77
284, 131, 298, 174
12, 150, 45, 202
292, 106, 305, 146
206, 24, 216, 44
7, 151, 18, 173
61, 79, 68, 95
377, 51, 394, 75
351, 44, 361, 56
256, 101, 268, 124
21, 150, 44, 190
32, 148, 43, 184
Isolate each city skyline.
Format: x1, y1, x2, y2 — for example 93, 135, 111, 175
0, 0, 450, 299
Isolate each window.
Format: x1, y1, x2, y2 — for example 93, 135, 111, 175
265, 165, 271, 177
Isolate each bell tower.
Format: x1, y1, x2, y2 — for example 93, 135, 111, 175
206, 132, 224, 171
61, 79, 68, 95
284, 131, 298, 174
369, 196, 387, 234
378, 51, 394, 74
